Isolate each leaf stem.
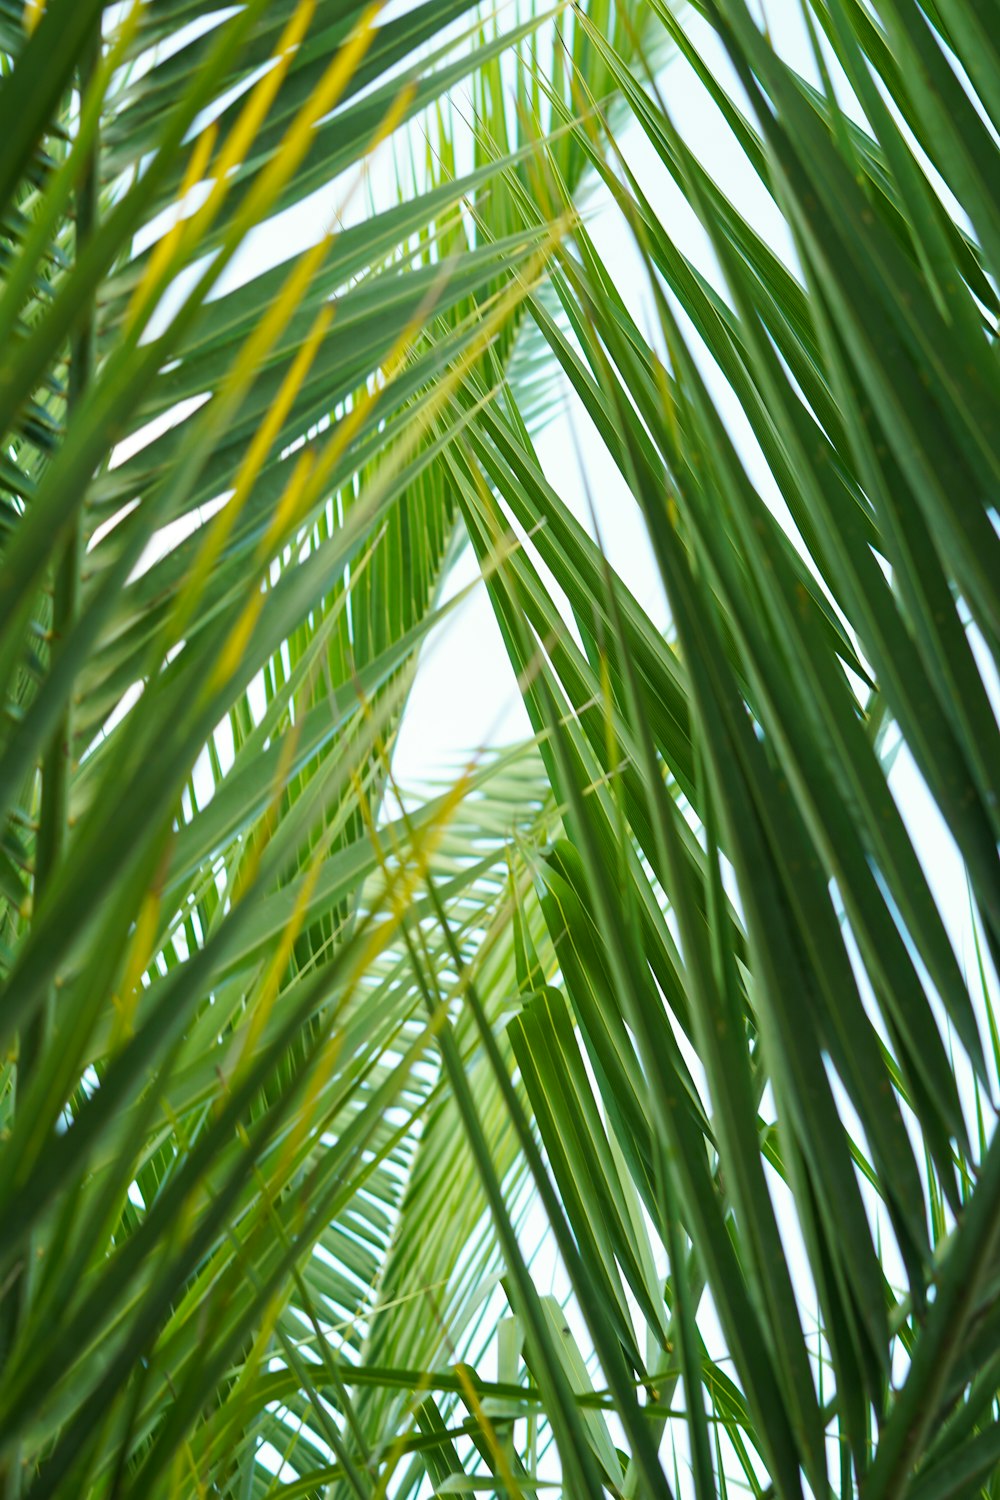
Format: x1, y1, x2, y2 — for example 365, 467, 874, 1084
1, 26, 101, 1499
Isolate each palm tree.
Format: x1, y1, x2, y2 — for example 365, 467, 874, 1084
1, 0, 998, 1496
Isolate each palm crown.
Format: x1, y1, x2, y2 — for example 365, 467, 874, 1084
1, 1, 999, 1498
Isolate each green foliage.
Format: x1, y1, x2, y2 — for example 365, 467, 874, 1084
0, 1, 998, 1497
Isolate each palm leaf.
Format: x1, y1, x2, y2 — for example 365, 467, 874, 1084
2, 0, 1000, 1498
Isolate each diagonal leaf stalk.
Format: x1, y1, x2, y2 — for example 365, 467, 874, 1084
32, 26, 100, 919
2, 30, 101, 1499
366, 728, 679, 1500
